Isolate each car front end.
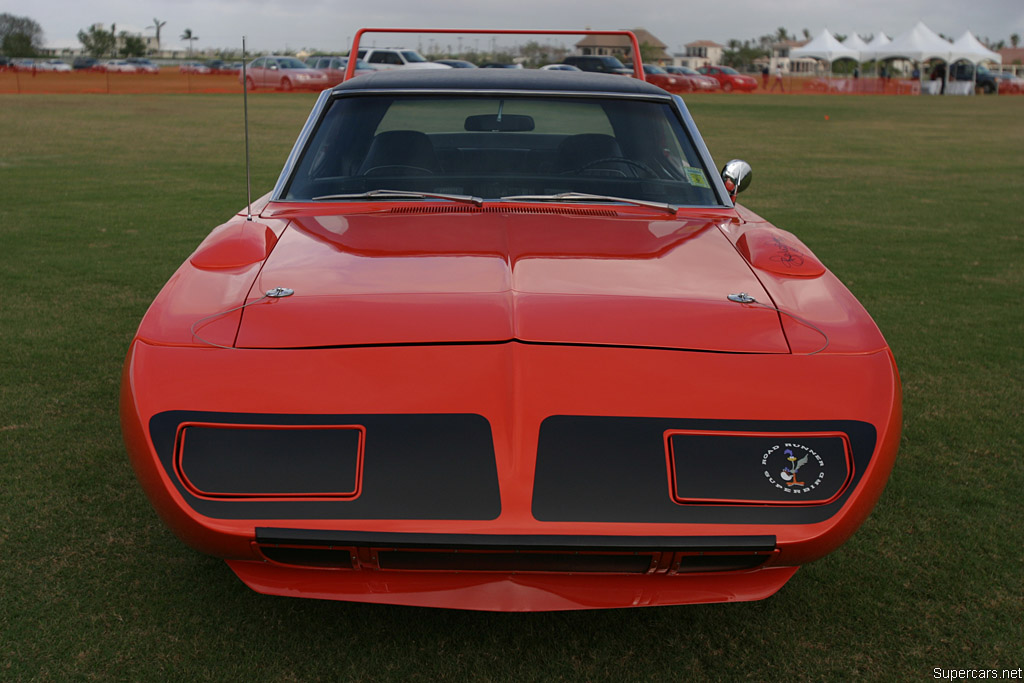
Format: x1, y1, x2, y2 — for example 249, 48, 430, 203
123, 67, 900, 611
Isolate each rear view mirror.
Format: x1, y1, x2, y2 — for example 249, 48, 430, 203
464, 114, 535, 132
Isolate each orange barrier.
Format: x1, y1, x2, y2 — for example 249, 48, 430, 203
0, 68, 244, 94
1, 68, 1016, 96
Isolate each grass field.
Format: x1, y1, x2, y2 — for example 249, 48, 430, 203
1, 93, 1022, 681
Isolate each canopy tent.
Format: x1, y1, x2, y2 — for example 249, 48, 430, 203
949, 31, 1001, 65
866, 33, 891, 52
864, 21, 951, 63
790, 28, 861, 64
863, 23, 1002, 94
842, 34, 870, 52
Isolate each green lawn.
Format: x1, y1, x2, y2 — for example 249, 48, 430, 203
1, 93, 1021, 681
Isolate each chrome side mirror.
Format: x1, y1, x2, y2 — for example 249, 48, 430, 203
721, 159, 752, 199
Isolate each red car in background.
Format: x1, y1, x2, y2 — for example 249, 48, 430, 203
698, 65, 758, 92
665, 65, 719, 92
242, 55, 330, 91
993, 72, 1023, 94
623, 63, 690, 93
305, 56, 375, 86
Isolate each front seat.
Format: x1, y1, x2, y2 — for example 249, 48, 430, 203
358, 130, 440, 176
553, 133, 623, 173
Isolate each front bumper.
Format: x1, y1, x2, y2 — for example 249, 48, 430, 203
122, 340, 900, 609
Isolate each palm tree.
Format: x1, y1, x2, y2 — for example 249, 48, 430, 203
148, 18, 166, 50
181, 28, 198, 58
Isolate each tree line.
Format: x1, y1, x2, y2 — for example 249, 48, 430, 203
2, 13, 1020, 65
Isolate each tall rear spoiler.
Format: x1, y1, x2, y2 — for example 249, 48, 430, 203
344, 28, 646, 82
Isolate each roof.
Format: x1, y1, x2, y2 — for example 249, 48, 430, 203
333, 68, 671, 96
686, 40, 724, 48
999, 47, 1024, 64
575, 28, 667, 50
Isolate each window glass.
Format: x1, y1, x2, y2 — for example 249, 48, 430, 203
284, 94, 722, 207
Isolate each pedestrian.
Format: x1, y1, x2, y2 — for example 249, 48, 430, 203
761, 64, 769, 89
770, 65, 784, 92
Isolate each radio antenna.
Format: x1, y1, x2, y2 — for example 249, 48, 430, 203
242, 36, 253, 222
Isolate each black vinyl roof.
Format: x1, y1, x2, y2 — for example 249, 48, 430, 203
333, 68, 672, 96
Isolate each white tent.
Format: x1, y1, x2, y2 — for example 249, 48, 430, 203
949, 31, 1001, 65
843, 34, 870, 52
790, 28, 861, 63
866, 21, 950, 63
866, 33, 891, 51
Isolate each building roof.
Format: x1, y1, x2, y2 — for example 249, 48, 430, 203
576, 28, 667, 50
685, 40, 724, 48
999, 47, 1024, 64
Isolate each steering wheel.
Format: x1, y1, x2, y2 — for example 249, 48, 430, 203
362, 165, 435, 176
569, 157, 657, 178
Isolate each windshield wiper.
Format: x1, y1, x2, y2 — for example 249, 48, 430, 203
499, 192, 678, 215
312, 189, 483, 206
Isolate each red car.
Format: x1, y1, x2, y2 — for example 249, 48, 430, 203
123, 38, 900, 612
665, 65, 719, 91
698, 65, 758, 92
241, 55, 330, 91
623, 63, 691, 94
304, 56, 375, 86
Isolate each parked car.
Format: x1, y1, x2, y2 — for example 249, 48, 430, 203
697, 65, 758, 92
304, 56, 374, 86
71, 56, 99, 71
435, 59, 477, 68
203, 59, 230, 74
37, 59, 72, 72
664, 65, 719, 91
948, 62, 1000, 94
0, 56, 11, 71
992, 71, 1023, 94
100, 60, 137, 73
180, 61, 211, 74
623, 62, 688, 93
126, 58, 159, 74
13, 58, 36, 72
355, 47, 451, 69
124, 51, 901, 612
561, 54, 631, 75
241, 55, 330, 91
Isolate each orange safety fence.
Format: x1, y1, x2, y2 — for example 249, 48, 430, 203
0, 68, 245, 95
1, 68, 1017, 96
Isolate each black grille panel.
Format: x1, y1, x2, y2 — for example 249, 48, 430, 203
377, 551, 653, 573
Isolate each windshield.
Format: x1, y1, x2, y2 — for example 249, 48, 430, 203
401, 51, 427, 63
720, 67, 740, 75
646, 65, 667, 75
277, 58, 308, 69
284, 94, 722, 207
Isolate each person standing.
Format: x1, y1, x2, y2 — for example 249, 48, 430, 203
762, 64, 770, 89
771, 65, 785, 92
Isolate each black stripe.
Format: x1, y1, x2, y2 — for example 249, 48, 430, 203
533, 416, 876, 525
150, 411, 501, 521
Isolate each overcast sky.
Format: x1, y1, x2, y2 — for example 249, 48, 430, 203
13, 0, 1024, 54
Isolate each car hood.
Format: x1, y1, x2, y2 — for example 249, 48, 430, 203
235, 208, 788, 353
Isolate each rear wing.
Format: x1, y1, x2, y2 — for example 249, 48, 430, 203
344, 28, 645, 82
